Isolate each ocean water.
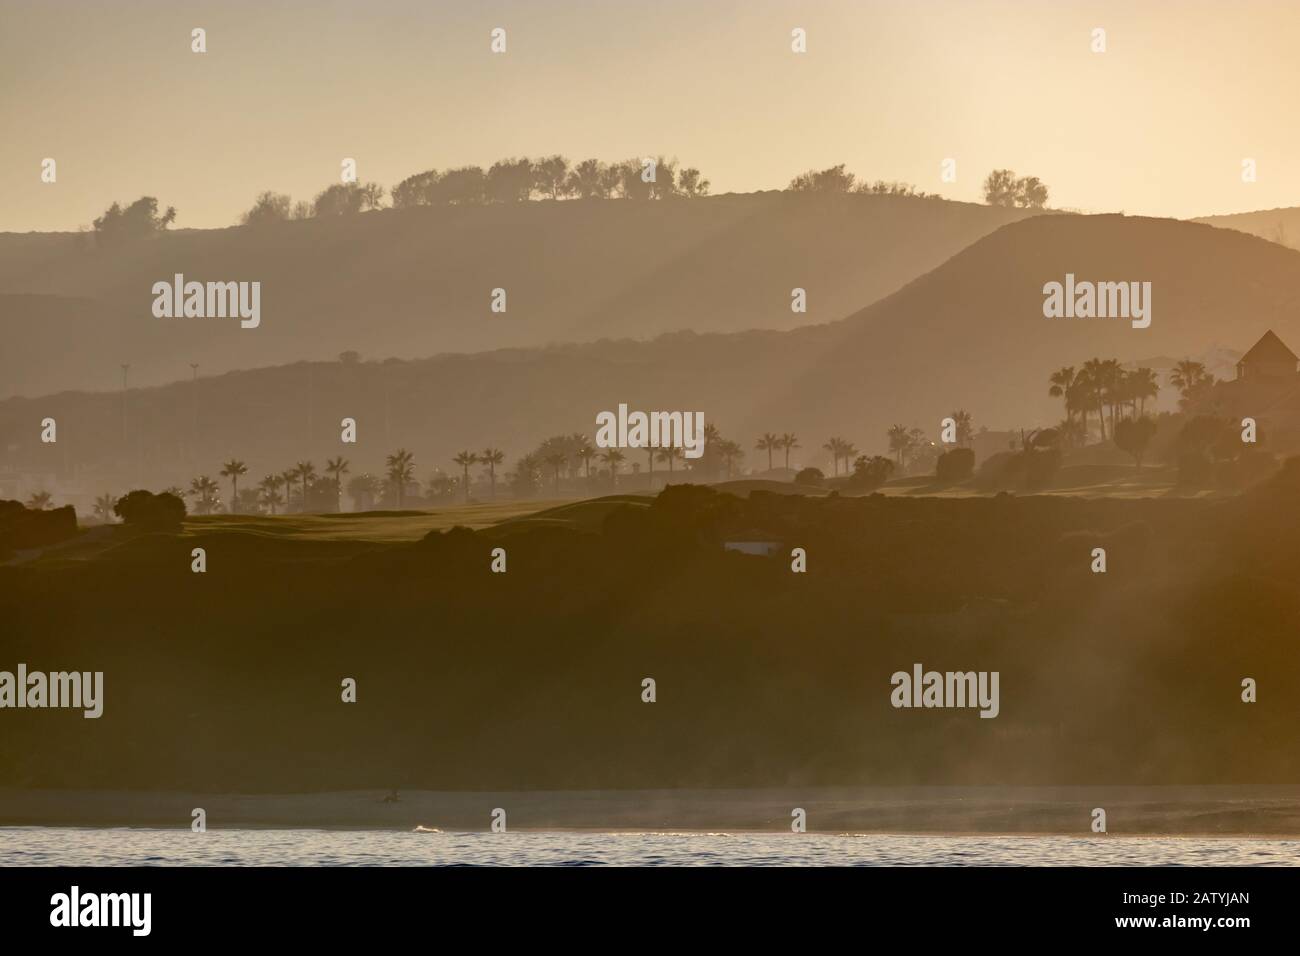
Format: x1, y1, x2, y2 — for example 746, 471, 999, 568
1, 828, 1297, 866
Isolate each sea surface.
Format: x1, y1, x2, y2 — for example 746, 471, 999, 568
2, 828, 1297, 866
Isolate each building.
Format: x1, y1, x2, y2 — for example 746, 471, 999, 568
1235, 330, 1299, 381
1212, 330, 1300, 451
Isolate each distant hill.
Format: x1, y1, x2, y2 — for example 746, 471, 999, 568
0, 192, 1037, 398
759, 213, 1300, 446
1195, 205, 1300, 251
6, 213, 1300, 498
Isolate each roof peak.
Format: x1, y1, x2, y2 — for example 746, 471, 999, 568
1240, 330, 1299, 365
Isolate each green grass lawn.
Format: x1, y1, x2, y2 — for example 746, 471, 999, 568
182, 498, 574, 542
179, 493, 658, 543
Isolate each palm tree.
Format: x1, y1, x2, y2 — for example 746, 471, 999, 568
220, 459, 247, 513
823, 437, 846, 476
453, 451, 479, 503
259, 475, 284, 515
258, 475, 285, 515
385, 449, 414, 509
26, 491, 53, 510
279, 468, 300, 512
1129, 367, 1160, 416
27, 490, 55, 510
1079, 359, 1112, 441
1111, 369, 1137, 423
950, 410, 974, 447
1048, 367, 1080, 442
780, 432, 800, 470
1056, 417, 1086, 449
325, 456, 350, 512
188, 476, 219, 515
755, 432, 780, 472
544, 452, 567, 495
93, 493, 117, 523
656, 445, 683, 474
719, 439, 744, 479
575, 445, 596, 483
566, 435, 593, 479
512, 453, 541, 495
480, 448, 505, 498
1169, 359, 1208, 394
699, 424, 722, 478
1095, 358, 1125, 437
295, 461, 317, 513
265, 488, 286, 513
886, 426, 911, 467
1169, 359, 1214, 412
600, 448, 625, 485
347, 473, 380, 511
1075, 363, 1102, 442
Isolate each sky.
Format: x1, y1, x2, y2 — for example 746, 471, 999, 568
2, 0, 1299, 232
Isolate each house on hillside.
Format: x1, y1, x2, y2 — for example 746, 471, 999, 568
1211, 330, 1300, 451
1235, 330, 1298, 381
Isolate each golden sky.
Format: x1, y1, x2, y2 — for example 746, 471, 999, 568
3, 0, 1298, 232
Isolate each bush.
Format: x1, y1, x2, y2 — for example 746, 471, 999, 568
1114, 416, 1158, 468
0, 500, 78, 557
846, 455, 895, 491
794, 467, 825, 487
1024, 447, 1062, 489
91, 196, 176, 244
114, 490, 186, 530
935, 447, 975, 482
973, 448, 1059, 491
973, 451, 1016, 490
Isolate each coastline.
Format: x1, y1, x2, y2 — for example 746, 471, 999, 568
5, 785, 1300, 836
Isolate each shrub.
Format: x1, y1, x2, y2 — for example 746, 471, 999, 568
847, 455, 895, 491
794, 467, 825, 487
114, 490, 186, 530
935, 447, 975, 482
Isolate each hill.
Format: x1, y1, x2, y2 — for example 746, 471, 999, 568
6, 213, 1300, 499
0, 192, 1037, 398
4, 477, 1300, 793
1195, 205, 1300, 251
758, 213, 1300, 445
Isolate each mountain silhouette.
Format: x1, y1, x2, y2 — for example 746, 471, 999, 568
0, 192, 1036, 398
5, 213, 1300, 490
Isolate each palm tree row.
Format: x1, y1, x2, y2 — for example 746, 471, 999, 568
1048, 359, 1164, 444
755, 432, 801, 471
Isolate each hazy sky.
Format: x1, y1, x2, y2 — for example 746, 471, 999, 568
3, 0, 1298, 232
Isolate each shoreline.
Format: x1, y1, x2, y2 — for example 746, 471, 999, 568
5, 785, 1300, 837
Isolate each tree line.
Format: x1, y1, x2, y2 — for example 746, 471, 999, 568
84, 157, 1053, 240
54, 420, 911, 520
